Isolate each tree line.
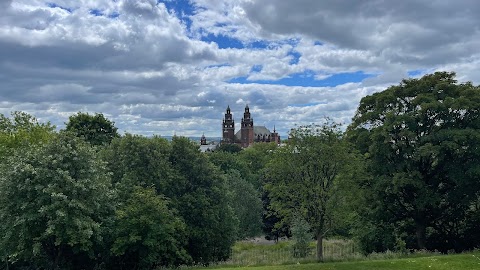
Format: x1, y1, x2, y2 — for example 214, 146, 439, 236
0, 71, 479, 269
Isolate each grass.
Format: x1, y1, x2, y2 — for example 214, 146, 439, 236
218, 239, 359, 266
207, 251, 480, 270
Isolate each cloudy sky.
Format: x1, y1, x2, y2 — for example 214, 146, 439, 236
1, 0, 479, 137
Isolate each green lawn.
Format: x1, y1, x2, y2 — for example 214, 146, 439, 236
209, 251, 480, 270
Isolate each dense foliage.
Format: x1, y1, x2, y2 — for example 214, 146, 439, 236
348, 72, 480, 253
264, 122, 358, 261
0, 132, 114, 269
65, 112, 119, 146
110, 187, 189, 269
0, 111, 55, 160
1, 71, 479, 268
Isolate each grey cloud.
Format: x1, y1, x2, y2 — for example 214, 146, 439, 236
121, 0, 159, 18
127, 104, 217, 122
0, 0, 12, 9
1, 0, 479, 138
243, 0, 480, 66
0, 41, 118, 70
0, 6, 57, 30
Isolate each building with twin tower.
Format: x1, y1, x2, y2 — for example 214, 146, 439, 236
221, 105, 280, 148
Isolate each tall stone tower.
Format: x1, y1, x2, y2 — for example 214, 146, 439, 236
241, 105, 254, 147
222, 105, 235, 143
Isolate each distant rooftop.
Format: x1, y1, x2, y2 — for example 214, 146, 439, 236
235, 126, 273, 140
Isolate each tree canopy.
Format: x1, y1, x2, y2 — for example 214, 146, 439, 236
348, 71, 480, 251
0, 132, 114, 269
110, 187, 190, 269
264, 122, 356, 261
65, 112, 118, 146
0, 111, 55, 160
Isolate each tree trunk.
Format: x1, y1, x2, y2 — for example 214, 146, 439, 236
316, 233, 323, 261
415, 221, 426, 250
54, 245, 63, 270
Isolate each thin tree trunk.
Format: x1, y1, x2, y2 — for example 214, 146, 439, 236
415, 221, 426, 250
54, 245, 63, 270
316, 233, 323, 261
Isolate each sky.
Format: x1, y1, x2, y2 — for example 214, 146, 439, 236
1, 0, 480, 138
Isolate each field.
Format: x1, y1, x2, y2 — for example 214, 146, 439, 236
196, 240, 480, 270
209, 251, 480, 270
219, 239, 359, 266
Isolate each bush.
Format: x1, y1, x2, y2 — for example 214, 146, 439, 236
290, 216, 313, 258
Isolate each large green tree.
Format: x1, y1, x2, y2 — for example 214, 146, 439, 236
169, 137, 237, 264
0, 132, 114, 269
102, 134, 176, 198
348, 72, 480, 251
225, 169, 263, 239
65, 112, 118, 146
0, 111, 55, 160
264, 122, 355, 261
238, 142, 278, 189
110, 187, 190, 269
103, 135, 237, 265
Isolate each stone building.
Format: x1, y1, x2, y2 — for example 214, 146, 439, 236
222, 105, 280, 148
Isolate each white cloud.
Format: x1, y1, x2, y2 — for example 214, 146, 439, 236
0, 0, 479, 138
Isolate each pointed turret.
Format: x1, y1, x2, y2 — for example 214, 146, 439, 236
241, 104, 254, 147
222, 106, 235, 143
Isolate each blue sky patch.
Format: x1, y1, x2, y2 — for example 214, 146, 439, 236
205, 63, 231, 69
89, 9, 119, 18
250, 65, 263, 73
90, 9, 103, 16
248, 40, 270, 49
202, 34, 244, 49
161, 0, 194, 28
109, 12, 120, 19
47, 2, 72, 13
287, 50, 301, 65
228, 71, 374, 87
408, 70, 424, 77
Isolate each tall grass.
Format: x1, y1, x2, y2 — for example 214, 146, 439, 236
219, 239, 360, 266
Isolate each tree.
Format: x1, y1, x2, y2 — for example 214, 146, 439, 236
290, 215, 313, 258
225, 170, 263, 239
261, 188, 291, 242
217, 143, 242, 153
238, 142, 278, 189
102, 134, 175, 198
347, 71, 480, 251
110, 187, 190, 269
0, 132, 114, 269
0, 111, 55, 160
65, 112, 118, 146
264, 122, 354, 261
103, 135, 237, 265
208, 150, 249, 178
169, 137, 237, 264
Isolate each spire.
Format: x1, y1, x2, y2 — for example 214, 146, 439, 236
274, 125, 276, 133
226, 105, 231, 113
